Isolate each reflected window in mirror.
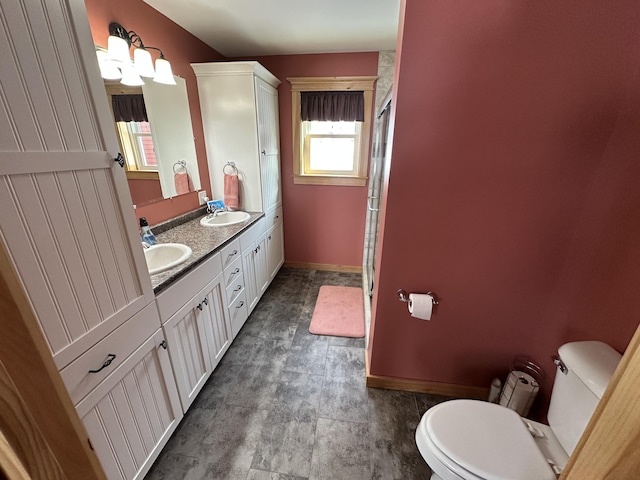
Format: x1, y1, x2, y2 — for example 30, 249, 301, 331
104, 76, 201, 204
106, 84, 160, 182
116, 120, 158, 172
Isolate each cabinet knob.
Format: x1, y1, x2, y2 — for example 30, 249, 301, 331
231, 268, 240, 275
268, 235, 272, 240
229, 249, 238, 257
160, 340, 168, 350
233, 285, 242, 293
88, 354, 116, 374
202, 297, 209, 306
236, 301, 245, 308
196, 303, 203, 311
261, 149, 266, 155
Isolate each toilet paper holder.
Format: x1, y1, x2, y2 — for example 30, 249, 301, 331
397, 289, 439, 305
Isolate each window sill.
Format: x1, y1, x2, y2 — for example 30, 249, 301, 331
293, 174, 366, 187
126, 170, 159, 181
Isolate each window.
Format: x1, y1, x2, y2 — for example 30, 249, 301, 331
105, 84, 159, 180
288, 77, 376, 186
116, 121, 158, 172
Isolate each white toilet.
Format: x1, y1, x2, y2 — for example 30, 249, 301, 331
416, 341, 621, 480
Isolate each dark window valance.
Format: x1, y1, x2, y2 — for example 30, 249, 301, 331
301, 91, 364, 122
111, 94, 148, 123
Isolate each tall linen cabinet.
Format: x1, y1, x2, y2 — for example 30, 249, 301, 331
192, 62, 285, 313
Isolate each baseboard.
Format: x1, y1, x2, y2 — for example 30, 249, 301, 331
365, 350, 489, 400
283, 261, 362, 274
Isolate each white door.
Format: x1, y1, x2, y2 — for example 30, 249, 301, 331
163, 298, 212, 411
197, 275, 233, 369
266, 221, 284, 281
255, 77, 282, 212
242, 242, 260, 314
0, 0, 153, 370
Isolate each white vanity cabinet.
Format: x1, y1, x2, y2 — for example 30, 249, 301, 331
156, 253, 233, 412
192, 61, 283, 216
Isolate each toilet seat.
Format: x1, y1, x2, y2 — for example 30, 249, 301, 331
416, 400, 556, 480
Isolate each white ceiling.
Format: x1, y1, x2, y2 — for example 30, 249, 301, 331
143, 0, 401, 57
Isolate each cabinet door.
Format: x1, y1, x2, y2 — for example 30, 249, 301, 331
163, 298, 212, 412
0, 0, 154, 371
256, 233, 269, 297
77, 329, 182, 480
242, 242, 260, 314
266, 221, 285, 282
197, 274, 233, 371
256, 77, 281, 213
255, 77, 280, 157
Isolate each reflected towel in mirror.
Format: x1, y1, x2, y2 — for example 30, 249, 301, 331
174, 171, 194, 195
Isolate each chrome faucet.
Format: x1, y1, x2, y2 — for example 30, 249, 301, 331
207, 205, 226, 217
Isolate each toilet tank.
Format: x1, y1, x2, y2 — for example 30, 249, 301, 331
548, 341, 621, 456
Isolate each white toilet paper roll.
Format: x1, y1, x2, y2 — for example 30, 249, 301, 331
408, 293, 433, 320
499, 370, 539, 416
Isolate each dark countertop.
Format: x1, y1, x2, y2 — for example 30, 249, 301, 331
149, 211, 265, 294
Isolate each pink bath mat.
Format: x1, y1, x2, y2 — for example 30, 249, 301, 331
309, 286, 365, 338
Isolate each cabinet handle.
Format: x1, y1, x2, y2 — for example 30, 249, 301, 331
88, 354, 116, 374
160, 340, 168, 350
261, 149, 266, 155
196, 302, 203, 310
268, 235, 272, 240
257, 245, 261, 251
236, 301, 245, 308
233, 285, 242, 293
203, 297, 209, 306
254, 247, 258, 254
275, 215, 279, 219
230, 267, 240, 275
229, 249, 238, 257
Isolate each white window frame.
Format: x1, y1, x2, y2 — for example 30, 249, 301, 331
288, 76, 377, 186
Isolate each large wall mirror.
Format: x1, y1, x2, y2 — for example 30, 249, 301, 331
105, 76, 201, 206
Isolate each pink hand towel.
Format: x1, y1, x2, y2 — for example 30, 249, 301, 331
174, 172, 194, 195
224, 173, 239, 209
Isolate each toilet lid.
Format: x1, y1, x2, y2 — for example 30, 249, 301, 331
425, 400, 556, 480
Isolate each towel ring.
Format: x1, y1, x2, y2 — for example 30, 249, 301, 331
223, 162, 238, 175
173, 160, 187, 174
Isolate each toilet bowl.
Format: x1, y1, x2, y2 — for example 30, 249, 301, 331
416, 400, 565, 480
415, 341, 621, 480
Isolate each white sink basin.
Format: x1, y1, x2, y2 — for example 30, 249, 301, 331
144, 243, 192, 275
200, 211, 250, 227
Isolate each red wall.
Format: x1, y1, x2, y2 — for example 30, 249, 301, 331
84, 0, 225, 225
369, 0, 640, 408
254, 53, 379, 267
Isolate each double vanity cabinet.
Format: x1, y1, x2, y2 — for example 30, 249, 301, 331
155, 210, 284, 415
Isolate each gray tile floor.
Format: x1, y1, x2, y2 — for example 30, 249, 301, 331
146, 268, 452, 480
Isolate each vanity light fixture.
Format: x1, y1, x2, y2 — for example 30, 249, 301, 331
97, 22, 176, 86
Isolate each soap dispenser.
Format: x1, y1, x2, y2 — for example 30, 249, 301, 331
139, 217, 157, 246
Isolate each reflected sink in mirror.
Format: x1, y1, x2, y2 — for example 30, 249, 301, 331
144, 243, 192, 275
200, 211, 251, 227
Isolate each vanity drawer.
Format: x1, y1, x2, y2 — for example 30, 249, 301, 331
61, 302, 159, 405
224, 256, 243, 289
228, 291, 248, 338
265, 205, 283, 231
220, 238, 241, 270
226, 273, 245, 305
